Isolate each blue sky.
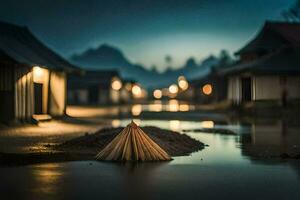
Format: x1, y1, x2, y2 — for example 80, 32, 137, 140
0, 0, 295, 70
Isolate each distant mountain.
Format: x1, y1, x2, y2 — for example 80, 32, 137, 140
71, 44, 131, 69
70, 44, 160, 87
70, 44, 224, 88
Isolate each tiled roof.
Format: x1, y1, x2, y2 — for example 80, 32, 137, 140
0, 21, 80, 72
236, 21, 300, 55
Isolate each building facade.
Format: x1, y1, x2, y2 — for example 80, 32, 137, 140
67, 70, 122, 105
224, 21, 300, 106
0, 21, 78, 123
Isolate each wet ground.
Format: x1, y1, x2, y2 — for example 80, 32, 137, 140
1, 102, 300, 200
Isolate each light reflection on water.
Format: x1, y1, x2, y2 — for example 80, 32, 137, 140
129, 100, 196, 116
112, 119, 249, 165
111, 119, 247, 133
1, 119, 300, 200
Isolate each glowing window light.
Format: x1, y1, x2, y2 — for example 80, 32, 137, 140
153, 89, 162, 99
169, 84, 178, 94
111, 77, 122, 90
33, 66, 43, 78
132, 85, 142, 97
178, 75, 185, 82
202, 84, 213, 95
178, 79, 189, 90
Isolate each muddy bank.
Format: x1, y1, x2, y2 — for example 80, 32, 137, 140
57, 126, 205, 157
0, 126, 205, 166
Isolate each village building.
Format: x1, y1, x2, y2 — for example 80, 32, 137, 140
67, 70, 122, 105
0, 21, 79, 123
222, 21, 300, 106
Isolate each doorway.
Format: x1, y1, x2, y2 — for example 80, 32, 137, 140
241, 77, 252, 102
34, 83, 43, 114
88, 85, 98, 104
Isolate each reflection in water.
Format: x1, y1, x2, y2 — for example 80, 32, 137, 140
128, 100, 195, 116
179, 104, 189, 111
148, 103, 163, 112
240, 119, 300, 159
131, 104, 142, 116
169, 120, 181, 131
111, 119, 121, 127
200, 121, 215, 128
31, 163, 63, 195
168, 99, 179, 112
115, 162, 168, 200
1, 118, 300, 200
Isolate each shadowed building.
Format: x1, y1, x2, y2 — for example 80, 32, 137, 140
0, 21, 79, 123
67, 70, 122, 105
222, 21, 300, 106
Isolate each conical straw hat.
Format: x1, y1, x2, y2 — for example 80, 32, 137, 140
95, 121, 172, 161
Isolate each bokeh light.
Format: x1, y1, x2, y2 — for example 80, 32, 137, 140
153, 89, 162, 99
178, 76, 189, 90
202, 84, 213, 95
169, 84, 178, 94
132, 85, 142, 97
111, 77, 122, 90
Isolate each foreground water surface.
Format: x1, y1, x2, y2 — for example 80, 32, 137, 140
1, 118, 300, 200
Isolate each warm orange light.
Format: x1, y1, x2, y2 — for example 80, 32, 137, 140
168, 99, 179, 112
111, 77, 122, 90
202, 84, 213, 95
169, 120, 180, 131
132, 85, 142, 96
178, 76, 189, 90
169, 84, 178, 94
111, 119, 121, 127
200, 121, 214, 128
33, 66, 43, 78
178, 79, 189, 90
131, 104, 142, 116
153, 89, 162, 99
179, 104, 189, 111
33, 66, 48, 83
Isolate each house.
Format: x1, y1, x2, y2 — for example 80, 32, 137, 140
67, 70, 122, 105
222, 21, 300, 106
0, 21, 79, 123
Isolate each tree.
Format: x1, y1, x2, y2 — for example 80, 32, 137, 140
185, 57, 197, 69
217, 49, 232, 68
282, 0, 300, 22
165, 55, 173, 66
150, 65, 159, 73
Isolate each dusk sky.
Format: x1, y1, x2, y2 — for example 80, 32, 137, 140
0, 0, 295, 70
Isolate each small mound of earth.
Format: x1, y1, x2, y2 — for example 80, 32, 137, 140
56, 126, 205, 157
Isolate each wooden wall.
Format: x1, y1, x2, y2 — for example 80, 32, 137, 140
0, 64, 15, 122
227, 75, 300, 105
14, 66, 34, 121
49, 71, 66, 116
